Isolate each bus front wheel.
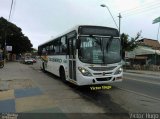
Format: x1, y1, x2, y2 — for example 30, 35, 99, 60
60, 68, 66, 83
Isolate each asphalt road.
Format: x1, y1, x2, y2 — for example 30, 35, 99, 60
111, 72, 160, 99
0, 62, 130, 119
33, 61, 160, 113
1, 62, 160, 115
59, 71, 160, 113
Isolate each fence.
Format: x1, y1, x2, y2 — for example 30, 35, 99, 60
124, 64, 160, 71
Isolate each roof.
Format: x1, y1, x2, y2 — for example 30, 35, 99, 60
126, 46, 160, 58
137, 38, 160, 49
129, 56, 148, 60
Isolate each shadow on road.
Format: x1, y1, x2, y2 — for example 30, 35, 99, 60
42, 69, 129, 117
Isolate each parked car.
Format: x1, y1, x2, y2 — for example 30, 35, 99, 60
23, 57, 33, 64
32, 58, 37, 63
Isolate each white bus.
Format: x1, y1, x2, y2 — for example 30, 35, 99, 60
38, 25, 123, 86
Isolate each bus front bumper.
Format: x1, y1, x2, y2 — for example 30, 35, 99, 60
76, 73, 123, 86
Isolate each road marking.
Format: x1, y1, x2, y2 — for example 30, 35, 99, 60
124, 77, 160, 85
124, 71, 160, 76
117, 87, 160, 102
124, 72, 160, 78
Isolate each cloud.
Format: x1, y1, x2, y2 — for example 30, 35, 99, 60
112, 0, 141, 12
1, 0, 160, 48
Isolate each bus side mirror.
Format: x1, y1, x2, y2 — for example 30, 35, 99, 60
76, 39, 80, 49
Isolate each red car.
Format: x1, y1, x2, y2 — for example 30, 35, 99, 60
32, 58, 37, 63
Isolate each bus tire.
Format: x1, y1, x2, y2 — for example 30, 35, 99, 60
60, 67, 66, 83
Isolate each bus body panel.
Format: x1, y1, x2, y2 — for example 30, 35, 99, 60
38, 25, 123, 86
76, 59, 123, 85
39, 54, 123, 86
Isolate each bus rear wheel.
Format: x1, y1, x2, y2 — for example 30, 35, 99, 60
60, 68, 66, 83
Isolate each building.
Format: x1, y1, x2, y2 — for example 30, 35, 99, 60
125, 38, 160, 65
137, 38, 160, 50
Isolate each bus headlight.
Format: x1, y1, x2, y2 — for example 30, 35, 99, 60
114, 67, 123, 75
78, 67, 92, 76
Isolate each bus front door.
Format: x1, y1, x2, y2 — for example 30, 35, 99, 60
68, 37, 76, 81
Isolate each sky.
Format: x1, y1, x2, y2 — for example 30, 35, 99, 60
0, 0, 160, 49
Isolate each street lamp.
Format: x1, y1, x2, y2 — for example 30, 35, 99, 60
100, 4, 122, 36
101, 4, 123, 62
100, 4, 119, 29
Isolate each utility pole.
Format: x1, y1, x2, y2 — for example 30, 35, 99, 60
9, 0, 14, 21
118, 13, 123, 61
157, 22, 160, 40
153, 16, 160, 65
4, 0, 14, 61
155, 22, 160, 65
118, 13, 122, 36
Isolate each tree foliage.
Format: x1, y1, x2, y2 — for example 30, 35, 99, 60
121, 32, 141, 59
0, 17, 32, 54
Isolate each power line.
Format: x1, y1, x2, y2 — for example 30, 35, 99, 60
122, 4, 160, 16
8, 0, 14, 21
102, 1, 160, 26
122, 5, 160, 18
115, 1, 160, 18
101, 2, 160, 28
120, 1, 160, 14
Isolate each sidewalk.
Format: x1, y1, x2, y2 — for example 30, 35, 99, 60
0, 62, 112, 119
124, 69, 160, 76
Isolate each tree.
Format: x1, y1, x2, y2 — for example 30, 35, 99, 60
121, 32, 141, 59
0, 17, 33, 54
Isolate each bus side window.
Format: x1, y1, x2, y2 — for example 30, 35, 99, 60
42, 48, 46, 55
38, 47, 42, 56
46, 46, 50, 55
60, 36, 67, 54
55, 46, 59, 54
54, 39, 60, 54
50, 45, 55, 55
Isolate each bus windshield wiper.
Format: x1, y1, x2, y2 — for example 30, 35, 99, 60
91, 36, 113, 64
90, 35, 104, 64
90, 35, 103, 51
106, 36, 113, 52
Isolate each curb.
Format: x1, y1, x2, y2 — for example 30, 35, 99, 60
124, 70, 160, 77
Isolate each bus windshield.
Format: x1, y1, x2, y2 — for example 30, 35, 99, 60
78, 36, 121, 64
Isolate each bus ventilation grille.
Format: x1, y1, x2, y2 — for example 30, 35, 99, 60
89, 66, 116, 71
96, 77, 111, 81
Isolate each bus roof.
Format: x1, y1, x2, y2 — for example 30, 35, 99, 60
38, 25, 80, 47
38, 25, 118, 47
